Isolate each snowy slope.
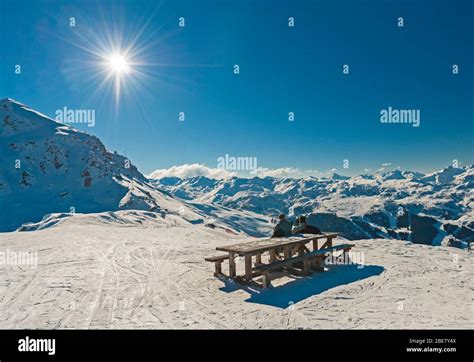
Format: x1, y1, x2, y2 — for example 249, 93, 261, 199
0, 98, 148, 231
0, 215, 471, 329
0, 99, 272, 235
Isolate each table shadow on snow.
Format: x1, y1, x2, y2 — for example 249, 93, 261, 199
219, 264, 384, 309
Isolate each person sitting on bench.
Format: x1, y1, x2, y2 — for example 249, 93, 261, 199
271, 213, 292, 238
292, 215, 322, 235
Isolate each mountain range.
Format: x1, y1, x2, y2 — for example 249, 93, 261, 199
152, 168, 473, 249
1, 98, 472, 249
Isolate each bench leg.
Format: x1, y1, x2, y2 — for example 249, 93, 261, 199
311, 256, 324, 272
298, 244, 305, 257
303, 258, 311, 275
214, 261, 222, 276
321, 236, 333, 250
328, 236, 333, 247
229, 252, 236, 278
244, 255, 252, 281
255, 253, 262, 265
262, 273, 271, 288
343, 248, 352, 264
269, 249, 277, 263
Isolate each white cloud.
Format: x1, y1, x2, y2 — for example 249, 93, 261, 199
148, 164, 322, 180
382, 162, 392, 167
147, 164, 236, 179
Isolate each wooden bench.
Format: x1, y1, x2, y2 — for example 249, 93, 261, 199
208, 233, 343, 287
205, 254, 230, 276
254, 243, 354, 287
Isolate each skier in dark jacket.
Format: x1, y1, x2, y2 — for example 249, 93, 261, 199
292, 215, 322, 235
271, 214, 292, 237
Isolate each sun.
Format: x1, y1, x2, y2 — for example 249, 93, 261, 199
61, 1, 172, 107
100, 52, 134, 105
107, 53, 131, 75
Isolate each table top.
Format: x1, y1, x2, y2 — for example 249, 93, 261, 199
216, 233, 338, 255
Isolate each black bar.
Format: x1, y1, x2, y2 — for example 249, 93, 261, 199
0, 329, 472, 361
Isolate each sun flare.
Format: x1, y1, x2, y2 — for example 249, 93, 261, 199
61, 2, 165, 107
107, 54, 131, 75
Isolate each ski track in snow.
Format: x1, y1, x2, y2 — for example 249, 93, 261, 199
0, 217, 472, 329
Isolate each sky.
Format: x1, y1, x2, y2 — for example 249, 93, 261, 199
1, 0, 473, 177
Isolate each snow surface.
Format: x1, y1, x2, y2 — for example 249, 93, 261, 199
0, 212, 472, 329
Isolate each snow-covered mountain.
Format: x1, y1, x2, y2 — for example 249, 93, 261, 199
0, 98, 151, 231
0, 99, 271, 235
152, 166, 474, 249
1, 98, 471, 248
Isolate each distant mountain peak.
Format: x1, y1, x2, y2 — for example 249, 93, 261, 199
1, 97, 22, 104
322, 172, 350, 181
381, 170, 406, 180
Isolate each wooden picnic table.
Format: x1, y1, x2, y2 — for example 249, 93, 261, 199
213, 233, 340, 284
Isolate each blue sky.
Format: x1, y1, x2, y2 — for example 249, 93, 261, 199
1, 0, 473, 177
